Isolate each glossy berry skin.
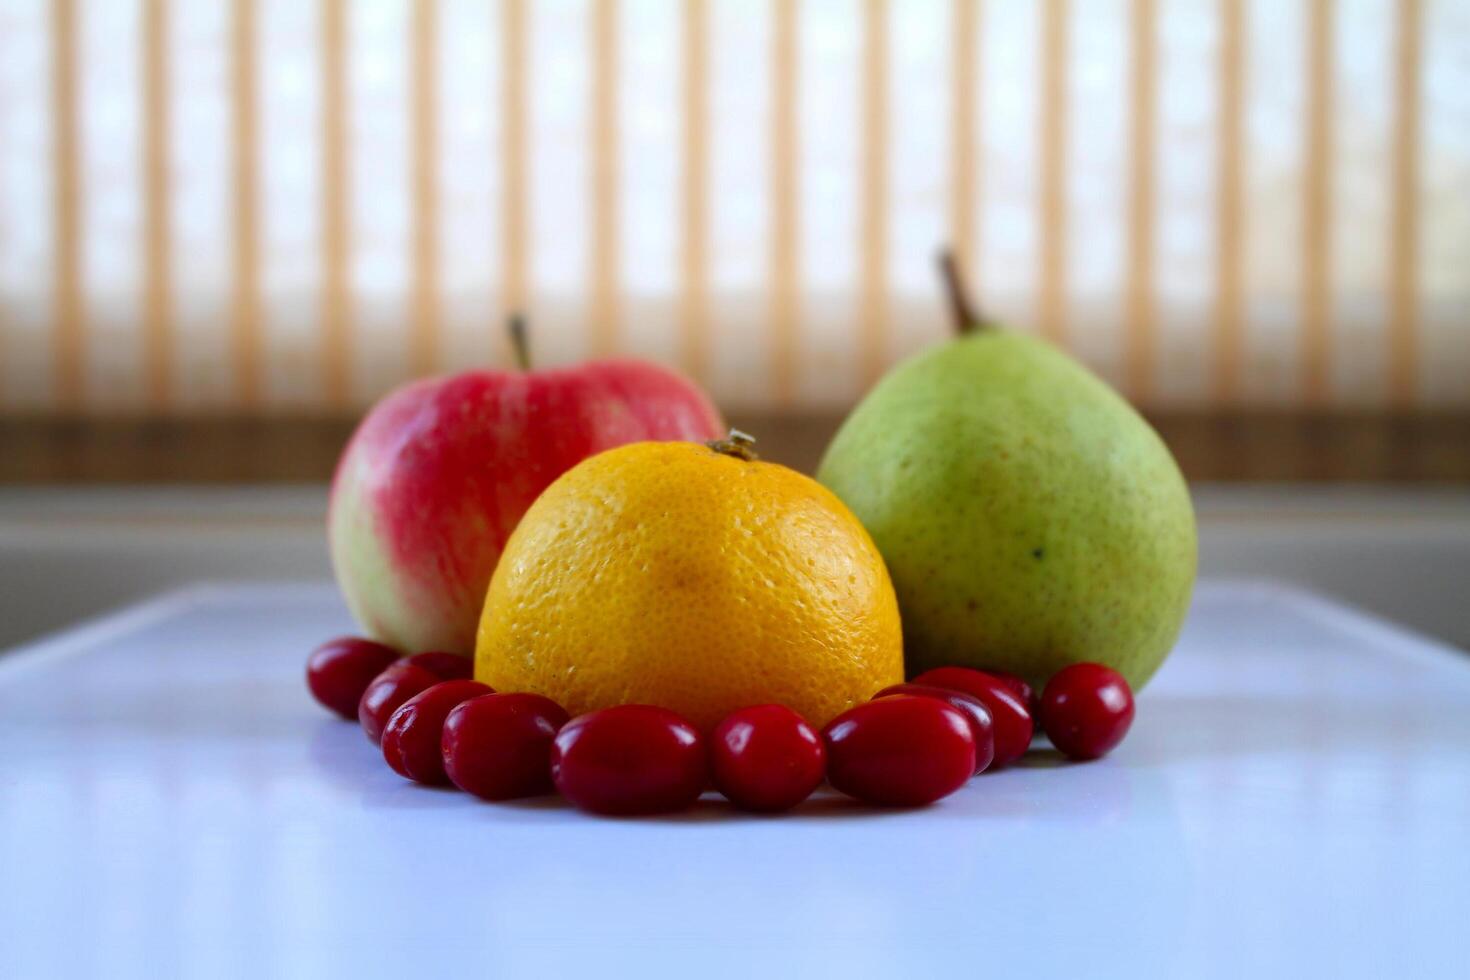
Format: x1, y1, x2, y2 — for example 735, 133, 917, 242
551, 705, 707, 816
442, 693, 570, 800
822, 696, 975, 807
404, 651, 474, 680
1040, 663, 1135, 761
980, 669, 1038, 716
382, 680, 495, 784
912, 666, 1035, 768
710, 705, 826, 812
874, 684, 995, 775
306, 637, 401, 719
358, 664, 440, 745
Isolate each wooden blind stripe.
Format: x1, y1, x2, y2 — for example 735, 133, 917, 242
0, 70, 5, 400
950, 0, 978, 286
1302, 0, 1334, 406
322, 0, 350, 406
143, 0, 172, 409
680, 0, 710, 383
502, 0, 528, 324
1125, 0, 1156, 401
52, 0, 83, 410
1038, 0, 1068, 344
410, 0, 439, 377
230, 0, 261, 407
1213, 0, 1245, 403
1388, 0, 1421, 407
859, 0, 888, 388
771, 0, 798, 406
590, 0, 619, 358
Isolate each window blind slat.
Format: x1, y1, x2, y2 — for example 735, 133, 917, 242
1213, 0, 1245, 404
770, 0, 798, 406
143, 0, 172, 409
1389, 0, 1422, 408
859, 0, 888, 389
51, 0, 83, 411
321, 0, 350, 407
949, 0, 978, 291
229, 0, 261, 408
410, 0, 439, 377
1038, 0, 1069, 345
681, 0, 711, 384
1302, 0, 1335, 406
1125, 0, 1157, 401
501, 0, 528, 324
590, 0, 619, 358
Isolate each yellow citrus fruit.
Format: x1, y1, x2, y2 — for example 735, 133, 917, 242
474, 436, 904, 730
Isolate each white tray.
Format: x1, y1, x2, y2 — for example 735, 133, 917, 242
1, 581, 1467, 979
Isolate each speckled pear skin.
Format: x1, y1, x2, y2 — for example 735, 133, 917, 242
816, 330, 1197, 692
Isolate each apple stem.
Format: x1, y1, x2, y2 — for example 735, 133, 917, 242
706, 428, 760, 462
938, 249, 992, 335
508, 314, 532, 370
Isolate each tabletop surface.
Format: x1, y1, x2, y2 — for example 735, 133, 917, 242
1, 580, 1467, 979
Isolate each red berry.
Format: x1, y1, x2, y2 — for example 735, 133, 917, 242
822, 696, 975, 807
1040, 663, 1135, 761
873, 683, 995, 775
979, 669, 1038, 716
306, 637, 400, 719
551, 705, 707, 816
382, 680, 495, 784
912, 666, 1034, 768
358, 664, 439, 745
442, 693, 570, 801
710, 705, 826, 812
404, 651, 474, 680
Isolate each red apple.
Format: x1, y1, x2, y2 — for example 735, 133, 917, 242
329, 326, 723, 655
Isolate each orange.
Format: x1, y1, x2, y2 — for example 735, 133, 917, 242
474, 434, 904, 730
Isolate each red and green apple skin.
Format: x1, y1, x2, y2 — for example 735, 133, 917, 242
328, 360, 724, 656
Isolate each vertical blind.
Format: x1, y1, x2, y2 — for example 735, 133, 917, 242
0, 0, 1465, 415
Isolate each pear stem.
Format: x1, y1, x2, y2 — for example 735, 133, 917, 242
706, 428, 759, 461
508, 313, 532, 370
938, 249, 991, 335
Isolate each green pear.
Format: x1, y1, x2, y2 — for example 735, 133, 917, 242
817, 254, 1196, 691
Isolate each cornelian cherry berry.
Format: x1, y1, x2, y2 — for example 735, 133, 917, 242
551, 705, 707, 816
306, 637, 400, 719
442, 693, 570, 801
404, 651, 474, 680
822, 696, 975, 807
358, 664, 440, 745
912, 666, 1034, 768
1040, 663, 1135, 761
980, 669, 1038, 716
873, 683, 995, 775
710, 705, 826, 812
382, 680, 495, 784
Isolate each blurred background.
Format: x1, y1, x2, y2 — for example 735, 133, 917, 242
0, 1, 1466, 649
